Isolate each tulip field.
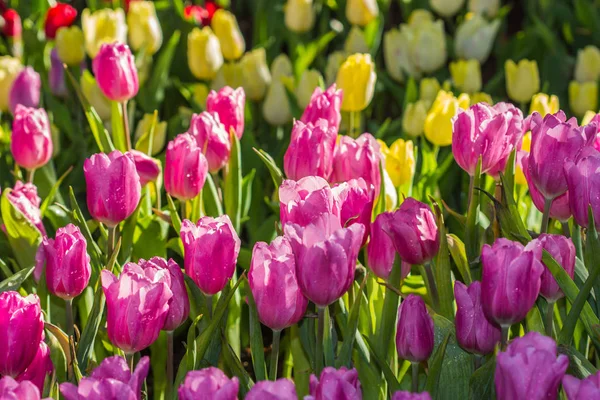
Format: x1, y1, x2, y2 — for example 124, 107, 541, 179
4, 0, 600, 399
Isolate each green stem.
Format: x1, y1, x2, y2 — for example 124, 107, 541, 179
541, 197, 553, 234
411, 362, 419, 392
270, 330, 281, 381
65, 298, 74, 338
424, 262, 439, 312
377, 258, 402, 357
349, 111, 355, 138
126, 353, 135, 373
181, 200, 187, 221
545, 300, 555, 337
561, 222, 571, 238
500, 325, 509, 351
166, 331, 174, 400
316, 307, 325, 375
27, 168, 36, 183
205, 294, 213, 319
107, 226, 116, 260
122, 101, 132, 151
466, 168, 481, 265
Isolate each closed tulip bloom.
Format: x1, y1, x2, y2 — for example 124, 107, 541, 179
187, 27, 223, 80
575, 45, 600, 83
325, 51, 346, 86
336, 53, 376, 112
530, 234, 576, 302
80, 70, 111, 121
279, 176, 340, 228
16, 341, 53, 392
307, 367, 362, 400
425, 90, 470, 146
11, 105, 52, 170
2, 9, 21, 39
164, 133, 208, 201
450, 59, 481, 94
296, 69, 324, 109
431, 0, 465, 16
211, 9, 245, 60
240, 48, 271, 101
0, 56, 22, 112
383, 29, 406, 82
249, 236, 308, 331
454, 281, 501, 355
378, 138, 416, 186
134, 114, 167, 156
127, 1, 162, 55
82, 8, 127, 58
495, 332, 568, 400
455, 14, 500, 63
188, 112, 231, 173
206, 86, 245, 139
179, 368, 239, 400
563, 371, 600, 400
505, 59, 540, 104
402, 101, 428, 137
301, 84, 342, 131
396, 294, 435, 362
420, 78, 441, 108
61, 356, 150, 400
9, 67, 41, 114
332, 178, 374, 243
569, 81, 598, 117
49, 49, 68, 98
530, 93, 560, 116
181, 216, 241, 295
366, 212, 396, 279
399, 18, 447, 76
246, 378, 297, 400
6, 181, 46, 235
285, 0, 314, 33
284, 119, 337, 181
0, 291, 44, 377
346, 0, 378, 26
468, 0, 500, 16
332, 133, 382, 197
129, 150, 161, 186
344, 26, 369, 55
285, 215, 364, 307
0, 376, 42, 399
92, 42, 139, 102
471, 92, 493, 105
392, 391, 432, 400
44, 2, 77, 39
55, 26, 85, 66
212, 62, 244, 92
263, 55, 294, 126
564, 149, 600, 229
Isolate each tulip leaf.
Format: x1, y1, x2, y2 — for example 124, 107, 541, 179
252, 147, 284, 189
289, 325, 312, 397
246, 284, 267, 381
221, 335, 254, 397
67, 187, 104, 272
241, 169, 256, 221
363, 335, 402, 394
203, 174, 223, 217
184, 275, 209, 321
431, 199, 454, 321
118, 200, 142, 265
469, 356, 496, 400
45, 322, 73, 376
0, 265, 33, 294
110, 101, 127, 153
294, 31, 337, 79
186, 314, 203, 372
323, 306, 335, 368
166, 194, 182, 233
76, 284, 106, 372
46, 325, 68, 384
337, 279, 366, 368
40, 166, 73, 218
559, 344, 598, 378
525, 301, 545, 334
225, 130, 243, 232
373, 160, 387, 218
447, 234, 471, 284
376, 259, 402, 359
465, 159, 482, 265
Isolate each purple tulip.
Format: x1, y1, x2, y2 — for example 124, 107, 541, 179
34, 223, 91, 300
101, 263, 173, 353
332, 178, 374, 244
495, 332, 568, 400
187, 111, 231, 173
0, 376, 42, 400
301, 84, 343, 132
49, 49, 68, 98
178, 367, 239, 400
366, 212, 396, 279
180, 215, 241, 295
129, 150, 161, 187
531, 234, 576, 302
164, 133, 208, 201
391, 391, 432, 400
279, 176, 340, 228
396, 294, 435, 363
249, 236, 308, 331
61, 355, 150, 400
245, 378, 297, 400
9, 67, 41, 114
206, 86, 246, 140
6, 181, 46, 235
16, 341, 53, 392
11, 105, 53, 170
563, 371, 600, 400
332, 133, 381, 198
564, 147, 600, 229
306, 367, 362, 400
284, 119, 337, 181
92, 42, 139, 102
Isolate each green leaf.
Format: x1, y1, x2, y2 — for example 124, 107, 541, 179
373, 160, 387, 218
246, 285, 267, 381
76, 284, 105, 372
252, 147, 284, 191
0, 265, 33, 293
166, 194, 182, 233
424, 332, 451, 395
363, 335, 401, 394
1, 190, 42, 270
432, 200, 454, 321
559, 344, 598, 378
337, 279, 366, 368
40, 166, 72, 218
110, 101, 127, 152
184, 275, 209, 321
221, 336, 254, 397
376, 259, 402, 359
241, 169, 256, 221
294, 31, 338, 79
525, 302, 545, 334
67, 187, 103, 272
225, 131, 242, 232
203, 174, 223, 217
447, 234, 471, 284
118, 202, 141, 265
469, 357, 495, 400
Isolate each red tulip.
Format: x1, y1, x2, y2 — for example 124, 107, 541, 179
44, 3, 77, 39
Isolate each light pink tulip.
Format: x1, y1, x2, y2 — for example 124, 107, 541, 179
187, 111, 231, 173
279, 176, 340, 228
92, 42, 139, 102
206, 86, 245, 139
11, 105, 52, 170
301, 84, 343, 132
284, 119, 337, 181
332, 133, 381, 198
6, 181, 46, 235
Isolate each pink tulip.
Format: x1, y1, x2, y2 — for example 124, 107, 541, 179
332, 133, 381, 198
246, 378, 297, 400
563, 371, 600, 400
34, 223, 91, 300
101, 263, 173, 353
0, 377, 42, 400
585, 114, 600, 152
392, 391, 432, 400
532, 234, 576, 302
84, 150, 141, 227
16, 341, 53, 392
301, 84, 343, 132
284, 119, 337, 181
130, 150, 161, 186
332, 178, 374, 244
564, 147, 600, 229
206, 86, 245, 139
10, 105, 52, 170
6, 181, 46, 235
180, 215, 241, 295
249, 236, 308, 331
92, 42, 139, 102
187, 111, 231, 173
279, 176, 340, 228
367, 212, 412, 280
0, 291, 44, 377
178, 367, 239, 400
306, 367, 361, 400
9, 67, 41, 114
164, 133, 208, 201
396, 294, 435, 363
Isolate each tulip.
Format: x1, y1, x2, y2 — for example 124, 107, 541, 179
179, 367, 239, 400
127, 1, 163, 55
9, 67, 41, 113
450, 59, 481, 94
332, 178, 374, 243
346, 0, 378, 27
92, 42, 139, 103
336, 53, 376, 112
563, 371, 600, 400
332, 133, 382, 197
325, 51, 346, 86
301, 84, 342, 131
564, 148, 600, 229
184, 3, 219, 25
455, 14, 501, 63
378, 138, 416, 186
383, 28, 406, 82
284, 119, 337, 181
240, 48, 271, 101
180, 216, 241, 295
164, 133, 208, 201
344, 26, 369, 54
569, 81, 598, 117
11, 105, 52, 170
187, 27, 223, 81
129, 150, 161, 186
454, 281, 501, 355
206, 86, 246, 139
575, 45, 600, 83
263, 54, 294, 126
471, 92, 493, 105
0, 376, 42, 399
0, 56, 22, 112
424, 90, 470, 146
401, 101, 427, 138
285, 214, 364, 307
0, 291, 44, 377
279, 176, 340, 227
530, 93, 560, 116
246, 378, 298, 400
505, 59, 540, 104
55, 26, 85, 66
396, 294, 435, 362
468, 0, 500, 17
495, 332, 568, 400
61, 356, 150, 400
307, 367, 362, 400
101, 262, 172, 353
249, 236, 308, 331
296, 69, 324, 109
420, 78, 441, 108
2, 9, 21, 38
212, 62, 244, 92
211, 9, 245, 60
49, 49, 68, 98
80, 70, 111, 121
531, 234, 576, 302
16, 341, 53, 392
134, 114, 167, 156
187, 111, 231, 173
44, 2, 76, 39
366, 212, 396, 279
431, 0, 465, 16
6, 181, 46, 235
400, 17, 447, 76
392, 391, 432, 400
285, 0, 315, 33
82, 8, 127, 58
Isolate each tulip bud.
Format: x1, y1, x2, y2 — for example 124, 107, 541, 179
431, 0, 465, 17
401, 101, 427, 137
61, 356, 150, 400
505, 59, 540, 104
565, 148, 600, 230
2, 9, 21, 38
301, 84, 342, 131
450, 59, 481, 94
129, 150, 161, 186
55, 26, 85, 67
206, 86, 245, 140
211, 9, 245, 61
212, 62, 244, 92
530, 93, 559, 116
296, 69, 324, 109
470, 92, 493, 105
44, 2, 76, 39
6, 181, 46, 235
80, 70, 111, 120
420, 78, 441, 108
455, 14, 500, 63
396, 294, 435, 362
336, 53, 376, 112
424, 90, 470, 146
392, 391, 432, 400
180, 216, 241, 295
0, 56, 22, 112
179, 368, 239, 400
308, 367, 362, 400
11, 105, 52, 170
284, 119, 337, 181
495, 332, 568, 400
92, 42, 139, 103
187, 111, 231, 173
333, 178, 374, 242
164, 133, 208, 201
344, 26, 369, 54
16, 341, 53, 392
569, 81, 598, 117
383, 28, 406, 82
84, 150, 141, 227
240, 48, 271, 101
263, 54, 294, 126
531, 234, 576, 302
398, 17, 447, 76
346, 0, 378, 27
9, 67, 41, 114
0, 377, 42, 399
247, 378, 298, 400
378, 138, 416, 187
285, 0, 315, 33
187, 27, 223, 80
332, 133, 382, 197
563, 371, 600, 400
82, 8, 127, 58
134, 113, 167, 156
249, 236, 308, 331
468, 0, 500, 17
366, 212, 396, 279
325, 51, 346, 86
575, 45, 600, 83
127, 1, 163, 55
279, 176, 340, 227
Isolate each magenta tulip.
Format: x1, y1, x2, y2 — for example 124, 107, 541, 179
129, 150, 161, 186
16, 341, 52, 392
92, 42, 139, 102
246, 378, 297, 400
332, 178, 374, 243
532, 234, 576, 302
392, 391, 432, 400
332, 133, 381, 198
249, 236, 308, 331
301, 84, 343, 132
9, 67, 41, 114
180, 215, 241, 295
11, 105, 52, 170
396, 294, 434, 363
563, 371, 600, 400
495, 332, 568, 400
6, 181, 46, 235
60, 355, 150, 400
187, 111, 231, 173
564, 148, 600, 229
101, 263, 172, 353
0, 291, 44, 377
164, 133, 208, 201
306, 367, 362, 400
206, 86, 245, 139
279, 176, 340, 228
178, 367, 239, 400
49, 49, 68, 98
0, 377, 42, 400
284, 119, 337, 181
34, 223, 91, 300
84, 150, 141, 227
366, 212, 396, 279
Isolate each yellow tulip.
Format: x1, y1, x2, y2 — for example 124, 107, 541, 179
285, 0, 315, 33
0, 56, 21, 112
80, 70, 111, 121
420, 77, 441, 108
344, 26, 369, 55
383, 171, 398, 211
424, 90, 470, 146
211, 9, 245, 61
325, 51, 347, 86
346, 0, 379, 27
569, 81, 598, 117
450, 59, 482, 94
468, 0, 500, 17
529, 93, 559, 117
431, 0, 465, 17
470, 92, 493, 105
296, 69, 323, 109
408, 9, 434, 25
240, 48, 272, 101
574, 45, 600, 83
82, 8, 127, 58
378, 138, 416, 187
187, 27, 223, 80
127, 1, 162, 55
582, 111, 596, 125
55, 26, 85, 66
192, 83, 210, 108
505, 59, 540, 104
211, 62, 244, 92
515, 131, 531, 186
263, 55, 293, 126
402, 101, 428, 137
455, 14, 500, 63
335, 53, 377, 112
134, 114, 168, 156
